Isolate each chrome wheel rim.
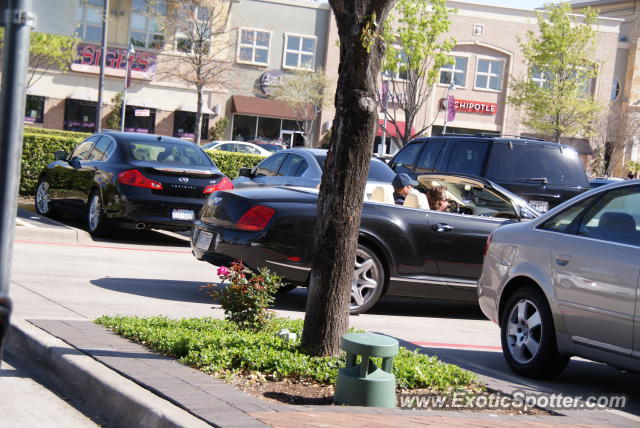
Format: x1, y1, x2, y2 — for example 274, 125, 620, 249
36, 182, 50, 213
506, 298, 542, 364
88, 195, 101, 231
350, 248, 380, 311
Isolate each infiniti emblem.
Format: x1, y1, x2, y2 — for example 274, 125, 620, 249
178, 177, 189, 183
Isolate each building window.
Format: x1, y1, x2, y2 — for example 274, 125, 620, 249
124, 106, 156, 134
173, 111, 209, 139
439, 56, 468, 87
76, 0, 103, 43
475, 58, 503, 91
531, 66, 552, 88
383, 47, 409, 81
283, 34, 316, 70
25, 95, 44, 123
64, 99, 97, 133
237, 28, 270, 66
130, 0, 166, 49
176, 5, 211, 54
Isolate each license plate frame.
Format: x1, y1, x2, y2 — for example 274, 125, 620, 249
529, 200, 549, 212
195, 231, 214, 250
171, 209, 195, 221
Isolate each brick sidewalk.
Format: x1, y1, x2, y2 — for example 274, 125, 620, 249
26, 319, 628, 428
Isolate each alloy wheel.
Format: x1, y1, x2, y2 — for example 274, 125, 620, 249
88, 194, 101, 232
350, 247, 381, 311
505, 298, 543, 364
35, 181, 50, 214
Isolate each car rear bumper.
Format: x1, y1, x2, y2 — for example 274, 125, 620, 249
110, 192, 207, 230
191, 222, 310, 283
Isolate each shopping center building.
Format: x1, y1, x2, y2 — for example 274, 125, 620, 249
26, 0, 622, 166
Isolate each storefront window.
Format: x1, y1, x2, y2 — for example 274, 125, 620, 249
173, 111, 209, 139
257, 117, 280, 140
25, 95, 44, 123
282, 119, 301, 131
124, 106, 156, 134
232, 114, 257, 141
64, 99, 97, 132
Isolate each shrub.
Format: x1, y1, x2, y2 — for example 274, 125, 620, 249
21, 132, 84, 195
202, 261, 283, 331
205, 150, 265, 179
24, 126, 90, 139
208, 117, 229, 141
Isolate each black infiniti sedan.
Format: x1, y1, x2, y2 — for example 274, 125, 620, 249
192, 173, 540, 314
35, 131, 232, 236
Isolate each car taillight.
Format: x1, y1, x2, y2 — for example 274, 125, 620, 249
203, 177, 234, 194
118, 169, 163, 190
236, 205, 274, 231
483, 232, 493, 257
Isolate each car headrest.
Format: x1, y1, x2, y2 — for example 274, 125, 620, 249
598, 212, 636, 233
403, 188, 430, 209
370, 185, 395, 204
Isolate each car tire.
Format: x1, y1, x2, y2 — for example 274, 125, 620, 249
350, 244, 385, 315
500, 286, 569, 379
87, 191, 111, 237
34, 179, 58, 217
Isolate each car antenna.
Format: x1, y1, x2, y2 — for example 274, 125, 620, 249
157, 136, 162, 142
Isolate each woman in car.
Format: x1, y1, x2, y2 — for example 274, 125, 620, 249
427, 186, 450, 212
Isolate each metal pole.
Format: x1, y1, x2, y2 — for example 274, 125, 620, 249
95, 0, 109, 132
0, 0, 34, 363
120, 44, 134, 132
442, 81, 455, 135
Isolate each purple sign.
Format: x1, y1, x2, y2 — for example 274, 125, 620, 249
71, 44, 157, 78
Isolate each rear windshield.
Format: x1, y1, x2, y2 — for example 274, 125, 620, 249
486, 142, 588, 187
314, 155, 397, 182
128, 141, 213, 167
259, 144, 283, 152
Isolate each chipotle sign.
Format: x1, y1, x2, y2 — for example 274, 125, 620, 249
441, 98, 497, 115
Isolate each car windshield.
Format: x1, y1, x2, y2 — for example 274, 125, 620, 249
485, 142, 588, 187
128, 141, 213, 167
314, 155, 397, 182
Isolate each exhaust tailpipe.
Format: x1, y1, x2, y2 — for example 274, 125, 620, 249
135, 222, 146, 230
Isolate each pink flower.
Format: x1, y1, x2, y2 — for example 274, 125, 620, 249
217, 266, 230, 277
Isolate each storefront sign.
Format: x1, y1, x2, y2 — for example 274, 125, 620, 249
135, 109, 151, 117
71, 44, 157, 79
260, 70, 284, 96
441, 98, 497, 115
379, 89, 407, 105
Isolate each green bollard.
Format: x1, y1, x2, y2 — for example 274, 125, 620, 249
333, 332, 399, 408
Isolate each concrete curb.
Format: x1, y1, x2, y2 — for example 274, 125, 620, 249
14, 224, 93, 244
6, 319, 212, 428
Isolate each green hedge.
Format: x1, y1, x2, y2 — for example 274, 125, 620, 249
205, 150, 265, 179
24, 126, 90, 139
18, 133, 266, 195
21, 132, 84, 195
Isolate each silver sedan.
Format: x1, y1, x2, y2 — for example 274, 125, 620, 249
478, 179, 640, 378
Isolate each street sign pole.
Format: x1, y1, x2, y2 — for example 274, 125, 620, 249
96, 0, 109, 132
0, 0, 34, 363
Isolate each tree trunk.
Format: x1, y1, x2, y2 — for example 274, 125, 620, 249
301, 0, 395, 357
194, 86, 204, 145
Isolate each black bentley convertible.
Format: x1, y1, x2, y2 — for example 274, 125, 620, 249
191, 173, 540, 314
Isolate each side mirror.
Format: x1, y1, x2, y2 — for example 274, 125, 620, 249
238, 167, 253, 178
54, 150, 67, 161
70, 156, 82, 169
518, 206, 536, 221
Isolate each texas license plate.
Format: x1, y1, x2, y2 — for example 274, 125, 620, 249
195, 231, 214, 250
171, 209, 195, 221
529, 200, 549, 212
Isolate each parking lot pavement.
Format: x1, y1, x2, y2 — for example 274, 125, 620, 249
6, 209, 640, 427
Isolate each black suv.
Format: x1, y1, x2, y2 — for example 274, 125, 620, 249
388, 135, 589, 212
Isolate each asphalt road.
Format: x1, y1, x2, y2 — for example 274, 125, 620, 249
10, 207, 640, 426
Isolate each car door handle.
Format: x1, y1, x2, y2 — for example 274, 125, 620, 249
431, 223, 453, 232
556, 254, 571, 266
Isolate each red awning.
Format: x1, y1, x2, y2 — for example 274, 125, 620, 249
377, 120, 414, 138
